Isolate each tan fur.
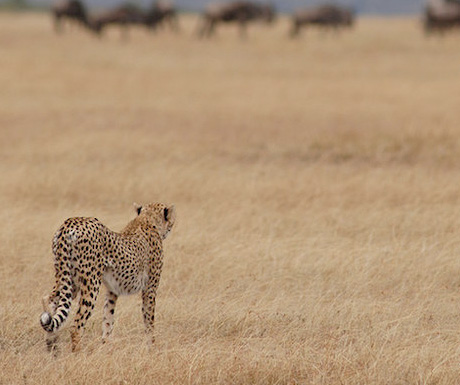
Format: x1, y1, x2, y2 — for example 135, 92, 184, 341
40, 202, 175, 352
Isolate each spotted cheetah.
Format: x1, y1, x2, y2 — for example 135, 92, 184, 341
40, 202, 175, 352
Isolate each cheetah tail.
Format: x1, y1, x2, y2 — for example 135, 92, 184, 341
40, 231, 75, 333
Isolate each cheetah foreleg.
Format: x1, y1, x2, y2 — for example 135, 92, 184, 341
141, 284, 158, 345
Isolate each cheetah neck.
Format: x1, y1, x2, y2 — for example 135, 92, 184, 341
121, 217, 160, 241
121, 217, 146, 234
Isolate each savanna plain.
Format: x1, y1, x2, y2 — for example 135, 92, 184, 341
1, 12, 460, 384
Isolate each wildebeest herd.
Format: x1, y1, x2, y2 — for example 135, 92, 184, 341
52, 0, 178, 37
51, 0, 460, 39
51, 0, 356, 39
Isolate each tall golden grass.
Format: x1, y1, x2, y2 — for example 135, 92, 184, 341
2, 12, 460, 384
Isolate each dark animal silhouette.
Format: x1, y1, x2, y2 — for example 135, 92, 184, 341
51, 0, 96, 34
91, 4, 147, 38
145, 1, 179, 32
91, 2, 179, 38
290, 4, 355, 38
198, 1, 276, 39
424, 0, 460, 33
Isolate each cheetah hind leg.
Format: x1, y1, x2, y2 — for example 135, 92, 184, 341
102, 291, 118, 344
41, 294, 59, 354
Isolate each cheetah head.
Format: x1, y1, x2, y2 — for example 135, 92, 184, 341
134, 202, 176, 239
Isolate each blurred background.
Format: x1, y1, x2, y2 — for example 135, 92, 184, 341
0, 0, 441, 14
2, 0, 460, 384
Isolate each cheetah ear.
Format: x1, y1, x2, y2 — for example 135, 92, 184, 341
164, 205, 175, 222
133, 202, 142, 216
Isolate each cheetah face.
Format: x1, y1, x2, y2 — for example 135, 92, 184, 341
135, 202, 176, 239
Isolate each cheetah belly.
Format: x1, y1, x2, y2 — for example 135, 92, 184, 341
102, 268, 147, 296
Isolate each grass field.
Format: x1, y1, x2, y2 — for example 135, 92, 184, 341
2, 12, 460, 384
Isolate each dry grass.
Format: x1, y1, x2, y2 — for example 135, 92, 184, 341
2, 12, 460, 384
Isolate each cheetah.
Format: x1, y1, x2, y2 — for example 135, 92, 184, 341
39, 202, 175, 352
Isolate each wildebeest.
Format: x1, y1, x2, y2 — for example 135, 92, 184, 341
198, 1, 276, 39
424, 0, 460, 33
145, 1, 179, 32
51, 0, 96, 34
91, 2, 179, 38
290, 4, 355, 38
91, 4, 148, 38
